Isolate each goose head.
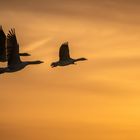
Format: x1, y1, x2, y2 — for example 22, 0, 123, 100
79, 58, 87, 61
19, 53, 31, 56
36, 60, 44, 64
51, 62, 58, 68
27, 60, 44, 65
33, 60, 44, 64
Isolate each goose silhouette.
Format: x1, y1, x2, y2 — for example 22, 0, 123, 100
51, 42, 87, 68
0, 28, 43, 74
0, 26, 30, 62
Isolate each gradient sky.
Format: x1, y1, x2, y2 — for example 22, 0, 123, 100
0, 0, 140, 140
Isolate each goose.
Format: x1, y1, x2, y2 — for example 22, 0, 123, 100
0, 28, 43, 74
51, 42, 87, 68
0, 26, 30, 62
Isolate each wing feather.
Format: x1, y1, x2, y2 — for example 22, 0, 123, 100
59, 42, 71, 61
7, 28, 21, 66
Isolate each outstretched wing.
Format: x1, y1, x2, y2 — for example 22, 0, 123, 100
7, 28, 21, 67
0, 26, 6, 60
59, 42, 71, 61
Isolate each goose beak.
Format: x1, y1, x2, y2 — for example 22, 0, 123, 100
40, 61, 44, 63
51, 62, 57, 68
26, 53, 31, 56
51, 64, 54, 68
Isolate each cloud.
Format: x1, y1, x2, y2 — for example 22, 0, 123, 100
23, 38, 51, 52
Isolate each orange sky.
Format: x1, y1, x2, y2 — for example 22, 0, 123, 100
0, 0, 140, 140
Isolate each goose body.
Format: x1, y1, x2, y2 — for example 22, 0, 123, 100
0, 28, 43, 74
0, 26, 30, 62
0, 63, 28, 73
51, 42, 87, 68
52, 59, 74, 67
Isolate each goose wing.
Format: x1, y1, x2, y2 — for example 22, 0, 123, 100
7, 29, 21, 67
0, 26, 6, 60
59, 42, 71, 61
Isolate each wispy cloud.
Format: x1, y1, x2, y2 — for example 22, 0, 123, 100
23, 38, 52, 52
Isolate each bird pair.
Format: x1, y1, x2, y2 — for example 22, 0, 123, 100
0, 26, 87, 74
0, 26, 31, 62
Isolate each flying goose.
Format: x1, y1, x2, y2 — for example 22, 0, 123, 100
0, 26, 30, 62
0, 29, 43, 74
51, 42, 87, 68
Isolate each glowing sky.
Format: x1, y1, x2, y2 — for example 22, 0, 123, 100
0, 0, 140, 140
